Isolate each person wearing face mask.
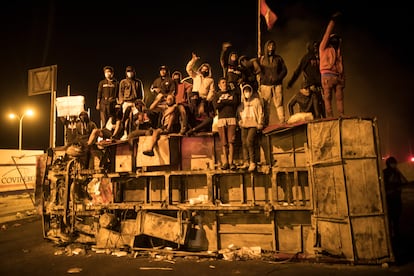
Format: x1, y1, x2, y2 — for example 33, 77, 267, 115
236, 84, 264, 172
119, 66, 145, 115
186, 52, 215, 102
96, 66, 119, 128
171, 70, 193, 105
258, 39, 288, 125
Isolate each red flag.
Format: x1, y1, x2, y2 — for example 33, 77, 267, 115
260, 0, 277, 30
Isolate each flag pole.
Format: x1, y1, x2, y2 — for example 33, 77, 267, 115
257, 0, 261, 58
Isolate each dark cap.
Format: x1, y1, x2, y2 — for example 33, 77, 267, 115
125, 66, 135, 72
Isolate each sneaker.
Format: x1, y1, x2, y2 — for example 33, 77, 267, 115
282, 202, 289, 206
143, 150, 154, 157
221, 163, 229, 170
240, 162, 249, 170
248, 163, 256, 172
120, 133, 128, 141
230, 163, 237, 170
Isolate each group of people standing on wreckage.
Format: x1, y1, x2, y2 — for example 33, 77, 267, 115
60, 12, 345, 173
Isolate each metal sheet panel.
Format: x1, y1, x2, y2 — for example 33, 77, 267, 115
341, 119, 376, 158
317, 220, 354, 259
137, 212, 187, 244
313, 165, 348, 218
308, 120, 341, 164
351, 216, 391, 261
136, 135, 172, 166
344, 159, 383, 215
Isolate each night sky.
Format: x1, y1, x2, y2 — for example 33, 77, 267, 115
1, 0, 413, 162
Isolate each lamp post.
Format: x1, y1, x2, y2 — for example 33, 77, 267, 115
8, 109, 34, 151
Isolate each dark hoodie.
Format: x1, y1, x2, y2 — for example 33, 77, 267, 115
259, 40, 288, 86
220, 47, 242, 85
287, 41, 321, 89
151, 65, 175, 95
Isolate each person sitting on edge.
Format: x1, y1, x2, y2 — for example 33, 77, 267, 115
142, 94, 180, 156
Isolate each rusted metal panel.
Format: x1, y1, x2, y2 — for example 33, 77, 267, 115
308, 120, 341, 164
344, 159, 383, 215
277, 225, 303, 253
122, 178, 146, 202
170, 174, 209, 204
275, 211, 312, 253
218, 212, 274, 250
136, 135, 179, 167
136, 211, 188, 244
215, 174, 245, 204
313, 165, 348, 218
115, 142, 133, 172
317, 220, 354, 259
148, 176, 166, 203
341, 119, 377, 158
351, 216, 390, 261
181, 135, 216, 170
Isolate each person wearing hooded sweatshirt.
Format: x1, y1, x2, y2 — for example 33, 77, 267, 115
119, 65, 145, 114
220, 42, 242, 92
319, 12, 345, 118
287, 81, 320, 119
186, 52, 215, 102
236, 84, 264, 172
258, 39, 288, 125
287, 41, 325, 118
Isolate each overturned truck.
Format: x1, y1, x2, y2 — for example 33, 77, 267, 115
36, 117, 394, 264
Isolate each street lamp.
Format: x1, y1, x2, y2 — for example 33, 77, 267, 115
8, 109, 34, 151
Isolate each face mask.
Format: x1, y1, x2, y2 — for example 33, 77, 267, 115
127, 72, 134, 78
244, 91, 252, 99
201, 71, 209, 77
80, 115, 88, 122
105, 72, 112, 79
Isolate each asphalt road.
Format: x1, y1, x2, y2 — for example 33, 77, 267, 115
1, 186, 414, 275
